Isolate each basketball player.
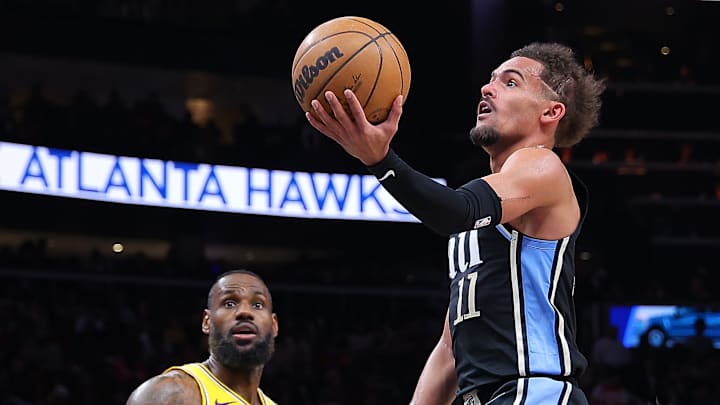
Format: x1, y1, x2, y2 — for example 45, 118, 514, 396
125, 270, 279, 405
305, 42, 605, 404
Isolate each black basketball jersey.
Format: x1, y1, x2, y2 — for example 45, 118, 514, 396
447, 171, 589, 401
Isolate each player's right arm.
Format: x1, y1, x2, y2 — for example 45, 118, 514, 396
307, 90, 502, 237
126, 370, 200, 405
410, 310, 457, 405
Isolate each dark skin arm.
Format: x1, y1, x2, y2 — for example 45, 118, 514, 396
126, 370, 200, 405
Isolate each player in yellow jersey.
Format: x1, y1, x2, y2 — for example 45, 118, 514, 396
126, 269, 279, 405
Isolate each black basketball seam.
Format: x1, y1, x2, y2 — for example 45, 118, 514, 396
363, 38, 384, 120
379, 36, 410, 96
344, 18, 396, 116
345, 16, 382, 29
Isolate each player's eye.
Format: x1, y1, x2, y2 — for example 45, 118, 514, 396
223, 300, 237, 308
253, 302, 265, 309
506, 79, 518, 87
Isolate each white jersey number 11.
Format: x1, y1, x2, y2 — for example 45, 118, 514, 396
453, 272, 481, 325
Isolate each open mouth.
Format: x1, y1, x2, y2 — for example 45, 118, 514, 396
231, 323, 258, 342
477, 101, 492, 117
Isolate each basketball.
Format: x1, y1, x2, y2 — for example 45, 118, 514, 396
291, 16, 411, 124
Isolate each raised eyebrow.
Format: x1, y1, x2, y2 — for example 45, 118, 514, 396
491, 69, 526, 82
241, 290, 269, 300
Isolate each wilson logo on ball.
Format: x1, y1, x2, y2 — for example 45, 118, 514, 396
293, 46, 345, 103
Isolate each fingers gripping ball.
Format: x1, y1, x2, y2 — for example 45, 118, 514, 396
292, 16, 411, 124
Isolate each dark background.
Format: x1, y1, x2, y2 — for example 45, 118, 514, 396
1, 0, 719, 404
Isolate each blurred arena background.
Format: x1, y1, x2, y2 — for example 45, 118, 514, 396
1, 0, 719, 404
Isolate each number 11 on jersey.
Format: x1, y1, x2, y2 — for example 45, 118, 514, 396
453, 272, 481, 325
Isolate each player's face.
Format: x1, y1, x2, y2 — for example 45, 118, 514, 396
471, 57, 555, 148
204, 273, 279, 370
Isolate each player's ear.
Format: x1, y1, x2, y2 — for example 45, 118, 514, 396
541, 101, 565, 124
272, 313, 279, 338
202, 309, 210, 334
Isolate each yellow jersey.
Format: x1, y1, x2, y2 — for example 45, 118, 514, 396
164, 363, 278, 405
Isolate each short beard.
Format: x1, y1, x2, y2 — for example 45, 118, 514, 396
209, 328, 275, 371
469, 125, 500, 147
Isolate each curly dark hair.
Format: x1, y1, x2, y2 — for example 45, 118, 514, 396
511, 42, 606, 147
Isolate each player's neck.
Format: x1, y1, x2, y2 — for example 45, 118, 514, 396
488, 143, 547, 173
204, 359, 264, 404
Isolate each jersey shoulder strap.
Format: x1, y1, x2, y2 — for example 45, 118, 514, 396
164, 363, 276, 405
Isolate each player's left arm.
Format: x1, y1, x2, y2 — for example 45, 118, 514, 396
410, 310, 457, 405
481, 147, 570, 225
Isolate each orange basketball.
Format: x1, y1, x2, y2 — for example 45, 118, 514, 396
291, 16, 411, 124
